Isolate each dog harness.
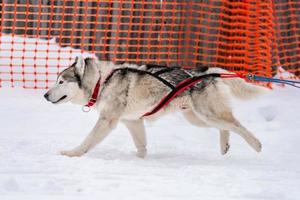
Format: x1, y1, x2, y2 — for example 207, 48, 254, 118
83, 66, 243, 116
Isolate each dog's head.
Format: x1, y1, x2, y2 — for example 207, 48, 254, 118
44, 56, 98, 105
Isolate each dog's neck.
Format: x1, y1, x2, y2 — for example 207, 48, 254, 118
97, 60, 116, 81
81, 60, 117, 105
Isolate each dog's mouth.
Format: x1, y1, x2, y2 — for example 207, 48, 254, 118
52, 95, 67, 104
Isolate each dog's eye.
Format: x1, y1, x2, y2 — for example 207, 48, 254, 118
58, 80, 64, 84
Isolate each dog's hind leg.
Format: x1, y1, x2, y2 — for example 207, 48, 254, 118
192, 83, 261, 153
183, 110, 209, 127
60, 116, 118, 157
197, 112, 262, 152
220, 130, 230, 155
122, 119, 147, 158
183, 110, 230, 155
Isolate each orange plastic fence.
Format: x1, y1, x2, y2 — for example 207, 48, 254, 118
0, 0, 299, 89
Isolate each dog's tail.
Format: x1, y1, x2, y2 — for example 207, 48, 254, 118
207, 68, 269, 100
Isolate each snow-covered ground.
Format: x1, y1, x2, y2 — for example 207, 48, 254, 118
1, 34, 300, 199
0, 86, 299, 200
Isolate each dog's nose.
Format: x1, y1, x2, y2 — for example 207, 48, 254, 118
44, 92, 49, 100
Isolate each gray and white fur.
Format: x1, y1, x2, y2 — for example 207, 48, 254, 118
44, 56, 268, 158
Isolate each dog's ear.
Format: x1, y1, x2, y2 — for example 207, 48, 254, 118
74, 56, 85, 78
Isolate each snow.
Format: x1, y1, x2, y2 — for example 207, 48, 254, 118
1, 34, 300, 199
0, 86, 300, 200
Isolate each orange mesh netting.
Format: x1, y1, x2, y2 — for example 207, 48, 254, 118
0, 0, 299, 89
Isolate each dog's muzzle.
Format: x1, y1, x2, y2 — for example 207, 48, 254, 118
54, 95, 67, 103
44, 92, 67, 104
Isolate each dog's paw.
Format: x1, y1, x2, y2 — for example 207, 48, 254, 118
221, 143, 230, 155
136, 149, 147, 159
60, 148, 85, 157
254, 140, 262, 153
250, 138, 262, 153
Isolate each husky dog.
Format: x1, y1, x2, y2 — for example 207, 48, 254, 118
44, 56, 267, 158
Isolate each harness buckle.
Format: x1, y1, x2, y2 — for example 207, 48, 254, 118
82, 105, 91, 112
247, 74, 255, 81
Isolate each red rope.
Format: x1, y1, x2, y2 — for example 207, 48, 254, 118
220, 73, 246, 79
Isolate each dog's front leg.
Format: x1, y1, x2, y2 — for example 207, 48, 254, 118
61, 117, 118, 157
122, 119, 147, 158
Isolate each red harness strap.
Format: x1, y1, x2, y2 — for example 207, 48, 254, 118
143, 78, 204, 117
220, 73, 246, 79
142, 73, 245, 117
82, 72, 245, 114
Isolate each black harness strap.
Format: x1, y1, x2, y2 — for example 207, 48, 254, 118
104, 68, 176, 89
103, 67, 221, 117
143, 73, 221, 117
153, 67, 176, 76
